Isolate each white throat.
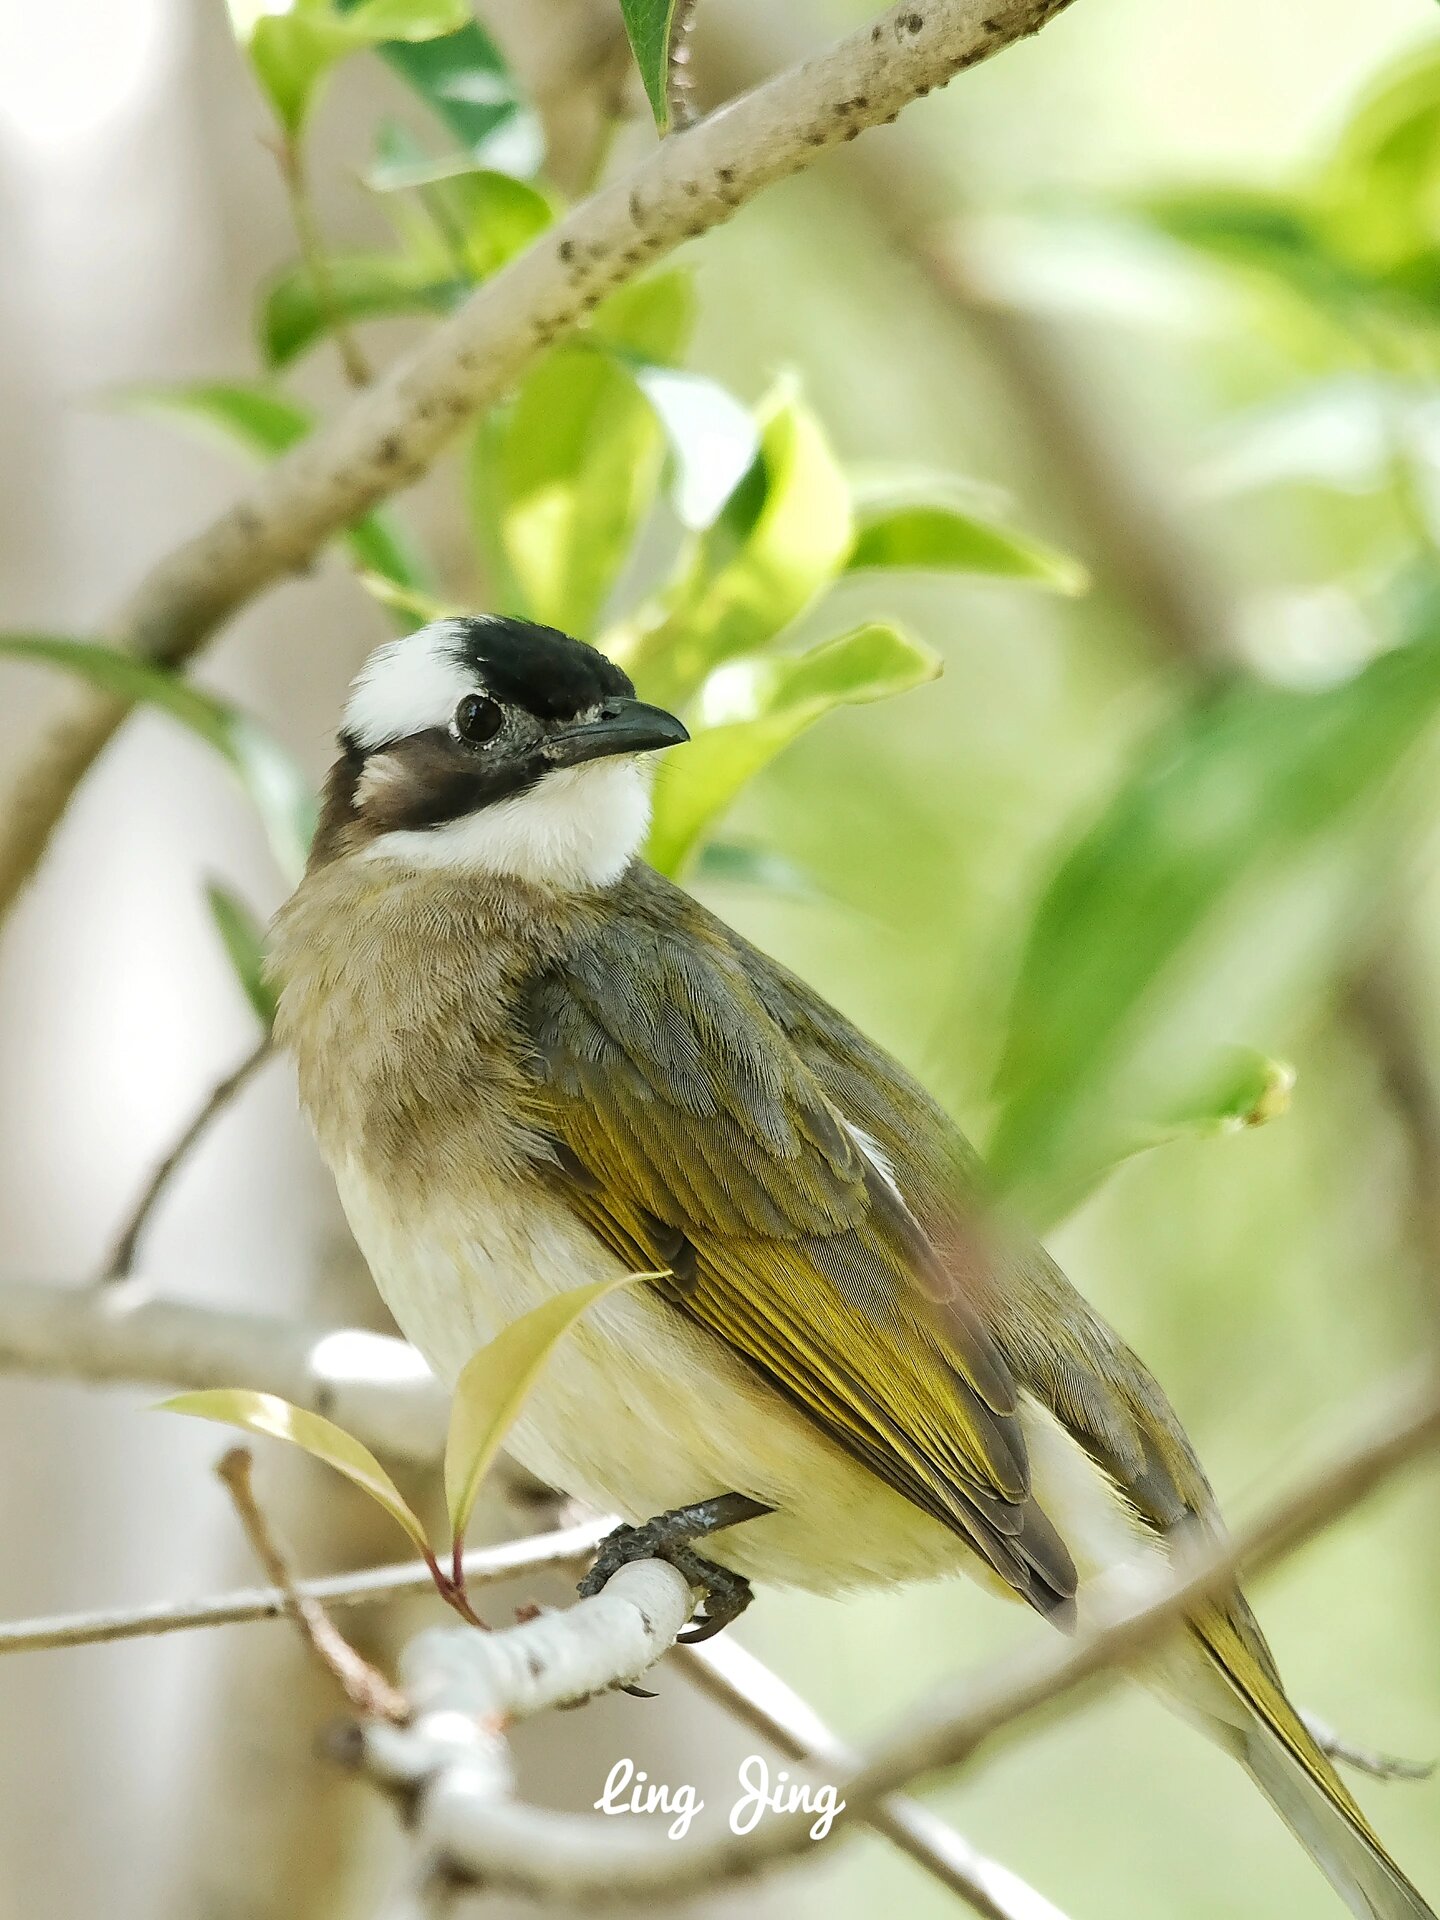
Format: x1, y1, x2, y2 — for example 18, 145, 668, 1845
364, 758, 652, 892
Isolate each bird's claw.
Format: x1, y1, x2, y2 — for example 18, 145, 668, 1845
577, 1493, 769, 1649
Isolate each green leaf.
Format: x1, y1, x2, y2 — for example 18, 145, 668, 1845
470, 274, 696, 632
160, 1389, 432, 1557
355, 572, 461, 627
232, 0, 471, 133
116, 382, 425, 594
1158, 1047, 1296, 1139
646, 622, 941, 876
206, 883, 278, 1029
590, 269, 696, 360
1039, 1050, 1295, 1233
692, 840, 824, 902
846, 500, 1089, 594
371, 22, 543, 178
419, 169, 556, 280
119, 378, 309, 455
345, 0, 469, 41
366, 127, 555, 270
1133, 187, 1382, 323
240, 9, 356, 134
260, 253, 466, 369
445, 1272, 655, 1545
988, 613, 1440, 1223
617, 0, 684, 131
609, 353, 759, 531
1320, 43, 1440, 274
0, 638, 315, 881
615, 384, 855, 711
474, 351, 661, 631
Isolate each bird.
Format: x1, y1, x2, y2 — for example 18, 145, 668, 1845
271, 612, 1432, 1920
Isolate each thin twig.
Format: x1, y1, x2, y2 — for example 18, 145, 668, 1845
217, 1445, 408, 1721
100, 1035, 273, 1280
0, 0, 1080, 925
0, 1518, 609, 1660
1302, 1710, 1434, 1785
1348, 955, 1440, 1333
676, 1636, 1070, 1920
277, 137, 373, 388
374, 1364, 1440, 1902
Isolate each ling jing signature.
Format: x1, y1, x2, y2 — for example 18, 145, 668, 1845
595, 1754, 846, 1842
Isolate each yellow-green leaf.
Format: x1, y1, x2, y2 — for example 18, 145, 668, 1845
356, 572, 461, 626
847, 501, 1088, 595
470, 274, 696, 634
1034, 1050, 1296, 1233
160, 1389, 432, 1558
444, 1272, 657, 1545
259, 253, 466, 369
233, 0, 471, 134
989, 605, 1440, 1222
646, 622, 940, 876
613, 383, 854, 712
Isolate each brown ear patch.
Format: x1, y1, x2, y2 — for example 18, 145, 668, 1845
353, 730, 542, 836
354, 751, 409, 811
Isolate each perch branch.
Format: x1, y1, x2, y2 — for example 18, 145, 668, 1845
0, 0, 1078, 923
359, 1363, 1440, 1902
0, 1277, 447, 1463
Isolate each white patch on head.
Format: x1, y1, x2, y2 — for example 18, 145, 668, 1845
365, 758, 653, 892
344, 619, 477, 749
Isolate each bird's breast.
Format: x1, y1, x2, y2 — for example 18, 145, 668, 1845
328, 1154, 993, 1594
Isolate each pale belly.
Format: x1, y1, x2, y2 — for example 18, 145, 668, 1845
333, 1157, 1151, 1605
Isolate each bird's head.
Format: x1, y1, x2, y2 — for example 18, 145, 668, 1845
314, 615, 688, 890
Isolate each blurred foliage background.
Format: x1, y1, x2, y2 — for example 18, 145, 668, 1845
2, 1, 1440, 1917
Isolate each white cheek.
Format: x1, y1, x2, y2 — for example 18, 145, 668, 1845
364, 759, 653, 891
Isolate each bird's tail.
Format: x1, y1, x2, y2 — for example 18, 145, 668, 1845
1174, 1600, 1435, 1920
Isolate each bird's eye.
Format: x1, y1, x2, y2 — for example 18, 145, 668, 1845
453, 693, 503, 744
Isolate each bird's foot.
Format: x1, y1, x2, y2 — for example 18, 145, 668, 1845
578, 1492, 772, 1646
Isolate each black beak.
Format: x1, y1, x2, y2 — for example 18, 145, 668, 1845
542, 698, 689, 770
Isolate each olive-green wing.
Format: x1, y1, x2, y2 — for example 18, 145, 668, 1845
521, 877, 1077, 1616
726, 892, 1429, 1903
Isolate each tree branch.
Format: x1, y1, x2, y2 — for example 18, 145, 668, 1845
8, 1269, 1427, 1912
0, 1278, 447, 1463
0, 0, 1077, 924
358, 1364, 1440, 1904
676, 1636, 1070, 1920
0, 1519, 608, 1660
